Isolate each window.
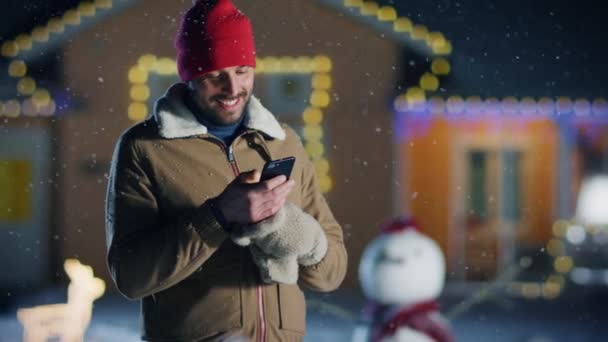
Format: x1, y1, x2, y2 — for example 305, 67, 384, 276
467, 150, 488, 221
501, 149, 522, 221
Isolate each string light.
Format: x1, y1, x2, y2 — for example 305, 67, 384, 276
314, 159, 330, 175
154, 58, 176, 75
303, 125, 324, 141
319, 175, 333, 193
433, 40, 452, 55
395, 96, 608, 116
427, 31, 447, 51
419, 73, 439, 91
431, 58, 450, 75
310, 90, 330, 108
94, 0, 113, 9
312, 55, 332, 73
256, 56, 277, 73
554, 256, 574, 274
15, 34, 32, 50
303, 107, 323, 125
3, 100, 21, 117
1, 0, 118, 117
278, 57, 296, 73
63, 9, 81, 25
509, 218, 608, 300
47, 18, 65, 33
293, 56, 314, 73
17, 77, 36, 95
520, 97, 537, 115
553, 220, 569, 238
446, 96, 465, 114
377, 6, 397, 21
344, 0, 364, 7
574, 98, 591, 116
428, 96, 445, 114
339, 1, 452, 109
137, 54, 157, 70
8, 60, 27, 78
305, 141, 325, 159
128, 66, 148, 84
22, 98, 38, 116
312, 73, 332, 90
538, 97, 555, 115
547, 239, 565, 257
78, 2, 97, 16
1, 41, 19, 57
593, 98, 608, 115
360, 2, 379, 16
556, 96, 573, 114
405, 87, 425, 107
128, 102, 147, 122
32, 89, 51, 107
502, 96, 519, 115
411, 25, 429, 40
393, 17, 413, 32
130, 84, 150, 102
31, 27, 49, 42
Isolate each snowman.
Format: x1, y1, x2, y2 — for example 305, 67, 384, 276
353, 217, 454, 342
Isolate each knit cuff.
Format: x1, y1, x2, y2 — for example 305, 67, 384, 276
188, 200, 227, 240
208, 197, 232, 233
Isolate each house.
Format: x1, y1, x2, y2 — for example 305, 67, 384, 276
392, 66, 608, 288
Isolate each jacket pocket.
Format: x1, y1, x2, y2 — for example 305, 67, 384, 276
147, 267, 243, 341
277, 283, 306, 334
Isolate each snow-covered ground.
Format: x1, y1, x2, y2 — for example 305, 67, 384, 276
1, 287, 607, 341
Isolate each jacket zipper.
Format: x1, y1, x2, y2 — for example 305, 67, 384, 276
226, 144, 240, 176
216, 137, 266, 342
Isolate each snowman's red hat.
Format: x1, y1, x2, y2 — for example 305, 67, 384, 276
380, 217, 420, 234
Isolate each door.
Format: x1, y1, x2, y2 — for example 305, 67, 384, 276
451, 145, 525, 282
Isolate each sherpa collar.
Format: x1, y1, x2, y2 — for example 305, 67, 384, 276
153, 83, 286, 140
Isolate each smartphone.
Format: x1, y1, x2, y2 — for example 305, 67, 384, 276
260, 156, 296, 182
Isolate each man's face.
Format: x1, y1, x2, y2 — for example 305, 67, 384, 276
189, 65, 255, 126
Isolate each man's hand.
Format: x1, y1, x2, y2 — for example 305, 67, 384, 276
215, 170, 295, 225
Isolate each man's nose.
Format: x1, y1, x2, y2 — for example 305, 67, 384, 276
222, 73, 240, 97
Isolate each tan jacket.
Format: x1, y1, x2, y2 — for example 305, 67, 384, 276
105, 83, 347, 342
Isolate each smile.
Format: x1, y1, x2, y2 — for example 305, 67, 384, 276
216, 97, 240, 109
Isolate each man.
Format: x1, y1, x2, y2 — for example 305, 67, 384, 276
104, 0, 347, 341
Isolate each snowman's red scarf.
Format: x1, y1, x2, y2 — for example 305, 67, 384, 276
366, 300, 453, 342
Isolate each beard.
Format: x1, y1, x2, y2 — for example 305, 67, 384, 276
194, 91, 251, 126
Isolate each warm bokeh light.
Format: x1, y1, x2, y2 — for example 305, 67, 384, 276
575, 175, 608, 226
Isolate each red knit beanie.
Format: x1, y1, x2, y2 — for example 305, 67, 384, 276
175, 0, 256, 82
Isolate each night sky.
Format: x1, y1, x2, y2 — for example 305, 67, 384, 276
379, 0, 608, 98
1, 0, 607, 98
0, 0, 82, 41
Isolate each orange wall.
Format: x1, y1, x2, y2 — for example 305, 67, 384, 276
400, 118, 451, 253
524, 119, 559, 244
